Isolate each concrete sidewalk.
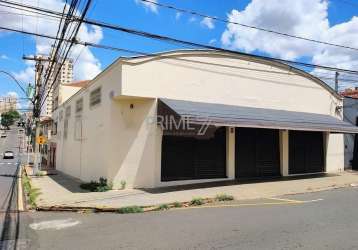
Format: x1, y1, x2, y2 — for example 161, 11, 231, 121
28, 169, 358, 209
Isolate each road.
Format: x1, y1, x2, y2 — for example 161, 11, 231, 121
1, 128, 358, 249
0, 127, 30, 250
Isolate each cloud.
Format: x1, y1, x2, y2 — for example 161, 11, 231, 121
209, 39, 217, 45
0, 55, 9, 60
189, 16, 196, 23
221, 0, 329, 60
135, 0, 158, 13
0, 0, 103, 81
13, 66, 35, 84
175, 12, 182, 20
221, 0, 358, 89
6, 91, 18, 98
200, 17, 215, 29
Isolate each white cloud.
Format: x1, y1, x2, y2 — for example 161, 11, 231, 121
200, 17, 215, 29
0, 55, 9, 60
221, 0, 358, 89
189, 16, 196, 23
221, 0, 329, 60
135, 0, 158, 13
175, 12, 182, 20
0, 0, 103, 81
13, 66, 35, 84
209, 38, 217, 45
6, 91, 18, 98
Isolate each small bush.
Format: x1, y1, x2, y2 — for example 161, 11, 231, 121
157, 204, 170, 210
172, 202, 183, 208
117, 206, 144, 214
215, 194, 234, 202
190, 197, 204, 206
80, 177, 111, 192
120, 180, 126, 190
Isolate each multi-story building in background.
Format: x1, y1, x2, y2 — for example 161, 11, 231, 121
40, 56, 74, 117
0, 95, 17, 114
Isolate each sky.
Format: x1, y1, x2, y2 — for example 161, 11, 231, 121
0, 0, 358, 108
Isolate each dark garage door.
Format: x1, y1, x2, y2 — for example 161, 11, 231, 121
161, 127, 226, 181
289, 131, 324, 174
235, 128, 280, 178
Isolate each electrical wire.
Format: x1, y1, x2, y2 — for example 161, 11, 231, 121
138, 0, 358, 52
2, 0, 358, 76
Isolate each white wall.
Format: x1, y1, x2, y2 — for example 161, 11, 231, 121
54, 51, 345, 189
121, 52, 341, 117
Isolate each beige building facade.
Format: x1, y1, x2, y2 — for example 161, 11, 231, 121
53, 50, 358, 189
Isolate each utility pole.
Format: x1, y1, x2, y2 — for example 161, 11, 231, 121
335, 71, 340, 92
23, 55, 52, 173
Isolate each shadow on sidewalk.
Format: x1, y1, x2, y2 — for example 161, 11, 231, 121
139, 173, 340, 194
41, 171, 90, 193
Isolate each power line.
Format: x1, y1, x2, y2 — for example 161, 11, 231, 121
0, 70, 28, 97
139, 0, 358, 53
3, 0, 358, 76
40, 0, 93, 110
4, 24, 358, 80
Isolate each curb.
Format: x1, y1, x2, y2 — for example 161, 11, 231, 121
17, 165, 25, 211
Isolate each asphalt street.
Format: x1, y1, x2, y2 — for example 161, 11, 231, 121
0, 127, 30, 250
24, 185, 358, 250
1, 127, 358, 249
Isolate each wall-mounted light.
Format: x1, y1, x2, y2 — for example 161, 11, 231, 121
230, 127, 234, 133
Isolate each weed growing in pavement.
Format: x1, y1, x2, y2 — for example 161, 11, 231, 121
157, 204, 170, 210
117, 206, 144, 214
23, 172, 41, 208
120, 180, 126, 190
172, 201, 183, 208
190, 197, 204, 206
80, 177, 112, 192
215, 194, 234, 202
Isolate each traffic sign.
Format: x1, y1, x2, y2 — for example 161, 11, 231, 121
36, 136, 47, 145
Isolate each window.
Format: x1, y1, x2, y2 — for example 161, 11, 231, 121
65, 106, 71, 117
52, 122, 57, 135
90, 87, 101, 107
63, 119, 68, 139
59, 110, 63, 121
76, 98, 83, 113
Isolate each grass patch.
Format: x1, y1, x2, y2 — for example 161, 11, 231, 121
215, 194, 234, 202
80, 177, 112, 192
23, 172, 41, 208
117, 206, 144, 214
190, 197, 204, 206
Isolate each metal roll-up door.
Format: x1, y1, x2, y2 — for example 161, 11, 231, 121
289, 131, 324, 174
161, 127, 226, 181
236, 128, 280, 178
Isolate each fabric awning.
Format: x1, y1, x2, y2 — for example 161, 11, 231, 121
158, 98, 358, 134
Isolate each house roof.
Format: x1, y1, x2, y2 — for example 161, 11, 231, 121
66, 80, 90, 88
340, 89, 358, 99
158, 98, 358, 134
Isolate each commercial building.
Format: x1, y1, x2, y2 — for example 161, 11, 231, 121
41, 80, 89, 169
53, 50, 358, 189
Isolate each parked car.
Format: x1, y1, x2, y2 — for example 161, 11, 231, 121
3, 151, 14, 159
0, 133, 6, 138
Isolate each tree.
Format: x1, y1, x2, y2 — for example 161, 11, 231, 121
7, 110, 20, 120
1, 110, 20, 129
1, 112, 14, 129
